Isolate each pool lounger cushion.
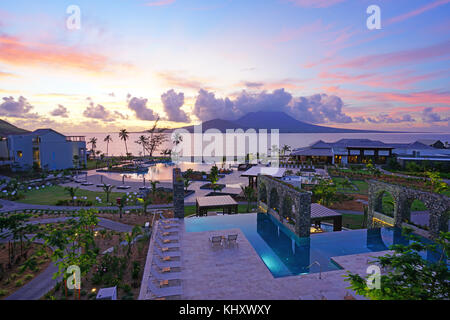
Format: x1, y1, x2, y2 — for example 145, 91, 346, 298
97, 184, 111, 188
117, 186, 131, 190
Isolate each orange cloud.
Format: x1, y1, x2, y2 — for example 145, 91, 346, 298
0, 34, 110, 73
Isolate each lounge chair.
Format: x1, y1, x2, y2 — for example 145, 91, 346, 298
97, 184, 111, 188
159, 213, 180, 222
159, 224, 180, 232
117, 185, 131, 190
156, 232, 179, 242
154, 246, 181, 258
151, 265, 182, 280
148, 280, 182, 299
209, 235, 223, 248
157, 229, 179, 236
155, 237, 179, 249
153, 256, 182, 268
225, 234, 238, 247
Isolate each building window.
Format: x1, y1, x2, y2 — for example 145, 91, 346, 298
17, 151, 23, 158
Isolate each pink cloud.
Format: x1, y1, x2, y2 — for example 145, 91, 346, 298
285, 0, 346, 8
387, 0, 450, 25
0, 34, 112, 73
334, 40, 450, 70
145, 0, 175, 6
319, 69, 448, 89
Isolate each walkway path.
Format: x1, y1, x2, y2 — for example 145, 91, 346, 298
2, 216, 136, 300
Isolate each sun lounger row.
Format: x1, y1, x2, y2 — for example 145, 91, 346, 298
147, 223, 183, 299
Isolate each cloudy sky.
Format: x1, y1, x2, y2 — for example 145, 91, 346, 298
0, 0, 449, 133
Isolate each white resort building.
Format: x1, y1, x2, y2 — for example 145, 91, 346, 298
0, 129, 87, 171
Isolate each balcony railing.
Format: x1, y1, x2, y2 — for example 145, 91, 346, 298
66, 136, 85, 142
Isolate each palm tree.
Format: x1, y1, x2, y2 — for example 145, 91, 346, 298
281, 145, 291, 158
104, 135, 113, 156
135, 135, 148, 158
64, 186, 79, 201
102, 184, 116, 203
88, 137, 98, 159
119, 129, 129, 157
149, 180, 159, 198
241, 185, 256, 213
183, 178, 192, 192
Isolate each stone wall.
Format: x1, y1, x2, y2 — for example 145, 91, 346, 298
257, 175, 312, 237
172, 168, 185, 219
368, 180, 450, 239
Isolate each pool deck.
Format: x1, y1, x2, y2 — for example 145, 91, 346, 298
142, 220, 390, 300
65, 168, 247, 201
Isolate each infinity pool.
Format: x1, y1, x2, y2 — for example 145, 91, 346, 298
185, 213, 441, 278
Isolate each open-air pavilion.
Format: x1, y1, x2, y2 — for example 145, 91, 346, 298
196, 195, 239, 216
310, 203, 342, 232
241, 167, 286, 188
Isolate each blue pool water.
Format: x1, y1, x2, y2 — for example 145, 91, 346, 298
185, 213, 443, 278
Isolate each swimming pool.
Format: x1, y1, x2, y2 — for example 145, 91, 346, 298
185, 213, 442, 278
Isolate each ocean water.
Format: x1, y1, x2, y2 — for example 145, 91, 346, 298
66, 132, 450, 157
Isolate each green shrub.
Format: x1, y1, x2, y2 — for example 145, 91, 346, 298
15, 279, 24, 287
24, 274, 34, 281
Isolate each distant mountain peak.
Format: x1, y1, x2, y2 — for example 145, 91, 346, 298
174, 111, 385, 133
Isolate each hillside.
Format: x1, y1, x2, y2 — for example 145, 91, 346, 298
173, 111, 386, 133
0, 119, 29, 136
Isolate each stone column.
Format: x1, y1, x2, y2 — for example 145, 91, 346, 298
367, 183, 376, 228
172, 168, 185, 219
295, 192, 311, 238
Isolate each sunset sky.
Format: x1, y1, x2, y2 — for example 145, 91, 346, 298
0, 0, 449, 133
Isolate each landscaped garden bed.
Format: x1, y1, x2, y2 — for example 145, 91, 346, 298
16, 185, 125, 207
0, 243, 53, 299
328, 167, 449, 195
199, 183, 226, 191
43, 229, 150, 300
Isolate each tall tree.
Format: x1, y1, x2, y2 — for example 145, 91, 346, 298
135, 135, 148, 157
145, 118, 167, 157
119, 129, 129, 157
104, 135, 113, 156
102, 184, 116, 203
88, 137, 98, 159
241, 185, 256, 213
281, 144, 291, 158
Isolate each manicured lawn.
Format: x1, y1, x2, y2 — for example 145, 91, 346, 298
332, 177, 368, 195
341, 214, 365, 230
352, 180, 369, 194
17, 185, 126, 206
